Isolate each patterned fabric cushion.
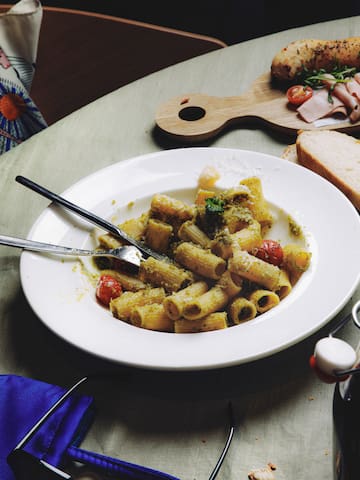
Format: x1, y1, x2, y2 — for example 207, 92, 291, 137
0, 0, 46, 153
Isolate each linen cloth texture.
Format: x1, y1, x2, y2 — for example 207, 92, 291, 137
0, 375, 179, 480
0, 0, 46, 153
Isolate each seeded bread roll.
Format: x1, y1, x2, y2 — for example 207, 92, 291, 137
271, 38, 360, 81
295, 130, 360, 210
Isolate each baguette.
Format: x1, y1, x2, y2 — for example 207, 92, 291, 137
295, 130, 360, 210
271, 38, 360, 81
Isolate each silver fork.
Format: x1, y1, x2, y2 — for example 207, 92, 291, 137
0, 235, 142, 267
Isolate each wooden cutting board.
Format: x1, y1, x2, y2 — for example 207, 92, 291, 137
155, 72, 360, 142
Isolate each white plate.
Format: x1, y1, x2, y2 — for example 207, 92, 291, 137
20, 148, 360, 370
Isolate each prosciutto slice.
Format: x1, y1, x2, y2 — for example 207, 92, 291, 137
322, 74, 360, 122
297, 89, 347, 123
346, 78, 360, 101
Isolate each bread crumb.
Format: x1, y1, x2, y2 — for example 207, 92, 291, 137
281, 143, 298, 163
248, 464, 276, 480
198, 165, 221, 189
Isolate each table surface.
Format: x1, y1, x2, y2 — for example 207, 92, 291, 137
1, 15, 360, 480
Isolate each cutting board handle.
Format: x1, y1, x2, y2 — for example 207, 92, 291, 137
155, 93, 259, 142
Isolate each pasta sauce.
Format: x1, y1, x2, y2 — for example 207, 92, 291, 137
91, 176, 312, 333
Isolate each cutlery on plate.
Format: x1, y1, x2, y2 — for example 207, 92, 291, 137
15, 175, 168, 263
0, 234, 142, 267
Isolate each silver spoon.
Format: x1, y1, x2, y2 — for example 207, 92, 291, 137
0, 234, 142, 267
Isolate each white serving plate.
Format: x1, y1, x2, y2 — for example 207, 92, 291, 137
20, 148, 360, 370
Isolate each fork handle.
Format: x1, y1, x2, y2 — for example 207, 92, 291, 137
15, 175, 122, 238
0, 234, 95, 256
15, 175, 166, 262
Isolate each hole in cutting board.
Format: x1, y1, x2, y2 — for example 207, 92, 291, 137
179, 106, 206, 121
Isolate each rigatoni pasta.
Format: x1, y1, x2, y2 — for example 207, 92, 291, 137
150, 193, 194, 229
182, 286, 229, 320
276, 270, 292, 300
216, 271, 242, 298
240, 176, 273, 227
139, 257, 193, 292
97, 213, 149, 249
178, 220, 211, 248
174, 312, 227, 333
249, 289, 280, 314
282, 244, 312, 283
229, 297, 257, 324
99, 269, 146, 292
163, 281, 209, 320
175, 242, 226, 280
211, 220, 262, 259
228, 246, 281, 291
130, 304, 173, 332
110, 287, 166, 322
145, 218, 173, 253
92, 173, 312, 334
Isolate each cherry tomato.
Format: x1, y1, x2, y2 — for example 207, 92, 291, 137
286, 85, 313, 105
96, 274, 122, 306
252, 239, 284, 266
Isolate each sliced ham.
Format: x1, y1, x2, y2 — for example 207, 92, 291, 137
332, 83, 358, 109
297, 89, 347, 123
296, 72, 360, 124
350, 105, 360, 122
334, 83, 360, 122
322, 74, 360, 122
346, 78, 360, 101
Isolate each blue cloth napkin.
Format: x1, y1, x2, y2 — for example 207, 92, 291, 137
0, 375, 179, 480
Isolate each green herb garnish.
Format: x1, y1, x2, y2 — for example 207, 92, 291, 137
298, 64, 357, 88
296, 64, 357, 103
205, 197, 225, 215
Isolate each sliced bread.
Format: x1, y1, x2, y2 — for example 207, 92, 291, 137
281, 143, 297, 163
295, 130, 360, 210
